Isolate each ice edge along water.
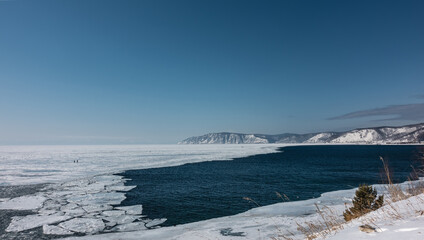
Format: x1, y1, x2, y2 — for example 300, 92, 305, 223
0, 144, 282, 186
0, 144, 283, 237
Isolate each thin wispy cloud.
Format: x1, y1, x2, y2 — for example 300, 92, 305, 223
329, 103, 424, 121
411, 94, 424, 99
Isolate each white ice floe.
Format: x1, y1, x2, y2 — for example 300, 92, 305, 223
62, 207, 86, 217
106, 185, 136, 192
39, 209, 60, 216
102, 210, 126, 217
60, 203, 80, 211
59, 218, 105, 234
6, 214, 72, 232
102, 215, 141, 225
43, 224, 74, 235
110, 222, 147, 232
67, 192, 126, 206
81, 204, 113, 213
116, 205, 143, 215
145, 218, 167, 228
0, 195, 46, 210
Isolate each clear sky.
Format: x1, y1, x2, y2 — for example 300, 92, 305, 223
1, 0, 424, 144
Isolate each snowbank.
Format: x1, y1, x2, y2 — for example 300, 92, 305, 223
325, 193, 424, 240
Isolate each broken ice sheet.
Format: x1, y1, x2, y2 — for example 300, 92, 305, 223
145, 218, 167, 228
39, 199, 62, 211
62, 207, 86, 217
60, 203, 80, 211
0, 195, 46, 210
46, 190, 75, 198
106, 185, 136, 192
110, 222, 147, 232
102, 215, 141, 225
102, 210, 126, 217
59, 218, 105, 234
43, 224, 74, 235
1, 172, 159, 236
116, 205, 143, 215
38, 209, 60, 216
6, 214, 72, 232
66, 192, 126, 205
82, 204, 113, 213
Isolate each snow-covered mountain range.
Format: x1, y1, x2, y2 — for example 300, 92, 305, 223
179, 123, 424, 144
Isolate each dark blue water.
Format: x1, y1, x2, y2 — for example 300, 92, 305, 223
118, 145, 424, 226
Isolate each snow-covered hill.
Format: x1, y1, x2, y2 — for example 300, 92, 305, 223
330, 124, 424, 144
179, 123, 424, 144
179, 133, 269, 144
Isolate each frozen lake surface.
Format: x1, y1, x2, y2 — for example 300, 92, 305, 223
0, 144, 280, 186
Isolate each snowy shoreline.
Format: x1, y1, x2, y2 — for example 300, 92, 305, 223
59, 179, 424, 240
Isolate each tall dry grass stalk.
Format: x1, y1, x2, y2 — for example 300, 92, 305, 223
276, 192, 290, 202
243, 197, 261, 207
380, 156, 408, 201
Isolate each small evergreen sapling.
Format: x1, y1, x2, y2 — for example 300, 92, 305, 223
343, 184, 384, 221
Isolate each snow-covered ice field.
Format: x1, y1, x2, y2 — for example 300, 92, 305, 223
0, 144, 282, 186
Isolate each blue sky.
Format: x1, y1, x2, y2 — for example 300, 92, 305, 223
1, 0, 424, 144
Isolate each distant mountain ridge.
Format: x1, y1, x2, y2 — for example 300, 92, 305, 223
179, 123, 424, 144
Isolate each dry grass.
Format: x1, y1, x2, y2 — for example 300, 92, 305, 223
271, 202, 346, 240
295, 204, 345, 240
380, 156, 408, 202
276, 152, 424, 240
243, 197, 261, 207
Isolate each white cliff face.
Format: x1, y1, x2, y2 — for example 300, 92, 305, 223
179, 133, 269, 144
243, 134, 269, 144
305, 133, 336, 143
180, 123, 424, 144
330, 125, 424, 144
388, 127, 424, 143
331, 129, 382, 144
